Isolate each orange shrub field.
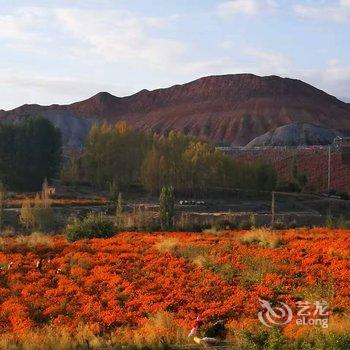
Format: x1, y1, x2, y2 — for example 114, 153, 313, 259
0, 228, 349, 348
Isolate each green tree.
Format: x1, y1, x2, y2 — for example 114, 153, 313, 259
254, 163, 277, 191
159, 186, 175, 230
0, 117, 62, 191
0, 181, 6, 232
84, 121, 152, 190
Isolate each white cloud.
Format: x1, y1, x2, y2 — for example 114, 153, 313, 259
0, 4, 349, 107
218, 0, 277, 17
0, 7, 50, 49
294, 1, 350, 22
0, 6, 185, 66
54, 8, 186, 66
340, 0, 350, 6
0, 71, 135, 110
243, 48, 290, 74
179, 47, 290, 79
306, 60, 350, 99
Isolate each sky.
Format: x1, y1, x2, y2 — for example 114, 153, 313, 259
0, 0, 350, 110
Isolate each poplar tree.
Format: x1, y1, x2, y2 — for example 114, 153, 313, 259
116, 192, 124, 227
20, 198, 33, 230
159, 186, 174, 230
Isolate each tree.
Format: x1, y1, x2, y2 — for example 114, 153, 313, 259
292, 158, 308, 192
0, 181, 6, 232
84, 122, 152, 190
0, 117, 62, 191
116, 192, 124, 227
31, 181, 54, 232
254, 163, 277, 191
159, 186, 175, 230
20, 198, 34, 230
60, 150, 81, 185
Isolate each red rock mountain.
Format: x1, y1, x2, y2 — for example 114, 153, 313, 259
1, 74, 350, 147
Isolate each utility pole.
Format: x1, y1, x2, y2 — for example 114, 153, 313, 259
271, 191, 275, 227
327, 145, 331, 193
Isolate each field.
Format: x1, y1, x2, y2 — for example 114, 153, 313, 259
0, 228, 350, 349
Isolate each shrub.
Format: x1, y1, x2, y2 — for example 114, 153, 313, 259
117, 312, 188, 348
249, 214, 257, 229
339, 192, 349, 200
240, 229, 283, 248
239, 220, 252, 230
20, 182, 55, 232
155, 237, 180, 254
325, 213, 334, 228
32, 193, 54, 232
15, 232, 54, 250
272, 218, 285, 230
336, 216, 350, 229
66, 213, 116, 241
20, 198, 34, 230
122, 206, 160, 231
288, 219, 298, 229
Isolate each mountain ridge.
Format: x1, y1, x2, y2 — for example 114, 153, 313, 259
1, 73, 350, 147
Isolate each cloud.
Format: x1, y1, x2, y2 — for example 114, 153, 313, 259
294, 1, 350, 22
179, 47, 290, 79
0, 6, 185, 66
0, 71, 135, 110
0, 7, 50, 49
54, 8, 186, 66
305, 60, 350, 99
218, 0, 277, 17
243, 48, 290, 74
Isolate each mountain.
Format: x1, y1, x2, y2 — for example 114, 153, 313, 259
245, 123, 349, 147
1, 74, 350, 147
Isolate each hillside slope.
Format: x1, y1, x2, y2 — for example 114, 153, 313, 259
245, 123, 349, 147
1, 74, 350, 146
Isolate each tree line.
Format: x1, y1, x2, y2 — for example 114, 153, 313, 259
0, 117, 277, 195
0, 118, 62, 191
62, 121, 277, 195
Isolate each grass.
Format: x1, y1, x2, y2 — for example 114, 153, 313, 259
116, 312, 188, 348
155, 238, 238, 280
233, 327, 350, 350
239, 228, 284, 248
0, 312, 188, 350
2, 326, 350, 350
155, 237, 180, 254
239, 255, 279, 286
15, 231, 54, 249
294, 280, 335, 304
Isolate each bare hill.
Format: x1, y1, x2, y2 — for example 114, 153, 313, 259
1, 74, 350, 147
